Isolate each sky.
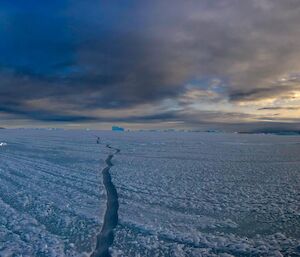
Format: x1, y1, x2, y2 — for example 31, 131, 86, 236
1, 0, 300, 131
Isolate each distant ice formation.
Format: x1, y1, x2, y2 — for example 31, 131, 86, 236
0, 142, 7, 146
112, 126, 125, 131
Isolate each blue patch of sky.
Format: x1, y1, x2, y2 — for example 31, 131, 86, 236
187, 77, 229, 93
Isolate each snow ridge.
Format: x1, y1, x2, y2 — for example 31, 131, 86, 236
91, 144, 120, 257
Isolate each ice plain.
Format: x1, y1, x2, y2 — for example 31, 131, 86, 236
0, 129, 108, 256
0, 129, 299, 256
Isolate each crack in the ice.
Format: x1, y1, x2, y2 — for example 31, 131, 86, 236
91, 144, 120, 257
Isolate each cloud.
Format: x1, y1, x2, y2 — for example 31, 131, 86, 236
1, 0, 300, 128
229, 85, 300, 103
258, 106, 300, 111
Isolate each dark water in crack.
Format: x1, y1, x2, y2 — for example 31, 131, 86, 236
91, 145, 120, 257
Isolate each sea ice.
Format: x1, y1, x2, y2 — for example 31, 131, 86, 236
0, 130, 299, 256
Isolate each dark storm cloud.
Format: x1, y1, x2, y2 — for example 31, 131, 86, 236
258, 106, 300, 111
0, 102, 98, 122
1, 0, 300, 125
228, 85, 299, 102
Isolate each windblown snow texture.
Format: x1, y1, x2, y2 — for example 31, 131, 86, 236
0, 129, 299, 256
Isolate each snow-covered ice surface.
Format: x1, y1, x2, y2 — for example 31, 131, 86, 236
108, 132, 300, 257
0, 130, 300, 256
0, 129, 109, 256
